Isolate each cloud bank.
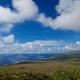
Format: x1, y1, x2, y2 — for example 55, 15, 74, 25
37, 0, 80, 31
0, 0, 38, 33
0, 38, 64, 53
0, 35, 80, 54
0, 0, 80, 32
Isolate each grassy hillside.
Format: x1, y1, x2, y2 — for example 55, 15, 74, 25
50, 51, 80, 61
0, 61, 80, 80
0, 52, 80, 80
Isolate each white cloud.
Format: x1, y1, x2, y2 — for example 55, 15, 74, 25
0, 39, 80, 54
2, 34, 15, 44
1, 0, 79, 32
0, 0, 38, 33
0, 40, 65, 53
65, 41, 80, 51
0, 24, 13, 33
37, 0, 80, 31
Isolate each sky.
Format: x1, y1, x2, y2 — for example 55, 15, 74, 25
0, 0, 80, 53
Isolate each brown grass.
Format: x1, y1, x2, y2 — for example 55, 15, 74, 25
0, 60, 80, 73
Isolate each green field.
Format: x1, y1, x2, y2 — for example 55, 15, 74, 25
0, 61, 80, 80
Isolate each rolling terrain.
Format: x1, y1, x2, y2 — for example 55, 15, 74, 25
0, 60, 80, 80
0, 51, 80, 80
0, 51, 80, 65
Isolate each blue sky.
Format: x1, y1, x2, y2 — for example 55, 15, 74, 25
0, 0, 80, 53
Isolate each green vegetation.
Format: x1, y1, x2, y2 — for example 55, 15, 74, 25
0, 70, 80, 80
0, 61, 80, 80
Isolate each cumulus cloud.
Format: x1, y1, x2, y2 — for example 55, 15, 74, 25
1, 0, 79, 33
65, 41, 80, 51
0, 39, 80, 54
0, 0, 38, 33
0, 24, 13, 33
37, 0, 80, 31
2, 34, 15, 44
0, 40, 65, 53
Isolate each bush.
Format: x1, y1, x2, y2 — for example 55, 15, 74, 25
0, 70, 80, 80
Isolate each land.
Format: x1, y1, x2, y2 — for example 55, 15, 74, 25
0, 52, 80, 80
0, 60, 80, 73
0, 60, 80, 80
